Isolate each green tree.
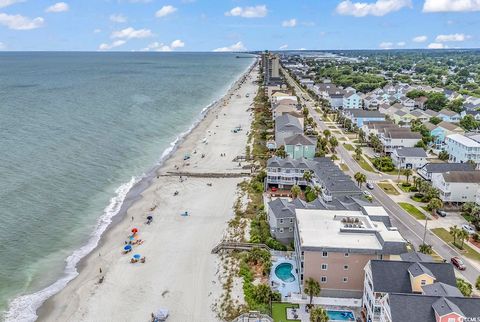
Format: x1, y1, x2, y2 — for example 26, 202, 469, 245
304, 277, 321, 305
310, 306, 329, 322
450, 225, 460, 245
329, 137, 338, 152
354, 172, 367, 187
354, 146, 362, 160
458, 229, 469, 249
425, 92, 448, 111
476, 276, 480, 291
438, 150, 449, 161
252, 284, 274, 305
456, 278, 473, 297
358, 129, 366, 143
428, 198, 443, 216
460, 115, 479, 131
303, 170, 313, 183
404, 168, 413, 183
291, 185, 301, 199
323, 129, 331, 139
419, 243, 433, 255
276, 145, 287, 158
429, 116, 442, 125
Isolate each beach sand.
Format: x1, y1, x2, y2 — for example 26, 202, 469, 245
37, 62, 259, 322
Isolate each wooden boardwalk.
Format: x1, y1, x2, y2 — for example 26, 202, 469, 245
211, 241, 270, 254
160, 171, 251, 178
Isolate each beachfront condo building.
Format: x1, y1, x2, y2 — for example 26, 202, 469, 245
294, 209, 406, 298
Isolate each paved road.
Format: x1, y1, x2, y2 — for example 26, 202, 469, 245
281, 66, 480, 284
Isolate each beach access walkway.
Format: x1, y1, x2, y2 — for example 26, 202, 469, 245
162, 171, 251, 178
211, 241, 271, 254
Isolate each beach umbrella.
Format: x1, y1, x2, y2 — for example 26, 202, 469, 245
131, 228, 138, 233
146, 215, 153, 220
124, 245, 132, 251
133, 254, 141, 260
129, 236, 135, 241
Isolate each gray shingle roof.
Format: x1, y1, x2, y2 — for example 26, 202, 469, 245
394, 147, 427, 158
408, 262, 434, 278
442, 171, 480, 183
421, 162, 475, 174
267, 198, 295, 218
344, 109, 385, 118
432, 297, 464, 317
284, 134, 316, 146
370, 260, 456, 293
422, 282, 463, 297
275, 114, 303, 133
400, 252, 434, 262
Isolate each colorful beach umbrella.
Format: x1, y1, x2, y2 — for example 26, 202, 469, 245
146, 215, 153, 220
124, 245, 132, 251
131, 228, 138, 233
133, 254, 141, 260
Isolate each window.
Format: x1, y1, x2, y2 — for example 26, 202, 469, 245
420, 280, 427, 286
279, 228, 284, 233
290, 218, 294, 223
321, 276, 327, 283
448, 319, 455, 322
289, 227, 293, 232
344, 265, 349, 270
344, 253, 349, 257
322, 251, 328, 257
279, 219, 284, 224
321, 264, 328, 270
343, 277, 348, 283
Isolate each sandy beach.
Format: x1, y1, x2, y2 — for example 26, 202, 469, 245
36, 62, 258, 322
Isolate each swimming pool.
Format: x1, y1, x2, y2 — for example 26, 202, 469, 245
327, 310, 355, 321
274, 263, 296, 282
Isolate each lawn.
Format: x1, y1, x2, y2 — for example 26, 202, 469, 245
397, 183, 418, 193
332, 130, 342, 134
340, 163, 349, 172
431, 228, 480, 262
377, 182, 400, 195
272, 302, 300, 322
356, 156, 376, 173
343, 143, 355, 151
338, 137, 347, 141
411, 195, 423, 202
398, 202, 427, 220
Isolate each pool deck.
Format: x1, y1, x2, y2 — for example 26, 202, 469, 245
270, 256, 300, 299
288, 305, 360, 322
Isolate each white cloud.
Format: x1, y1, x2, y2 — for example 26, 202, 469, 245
111, 27, 153, 39
128, 0, 152, 2
142, 39, 185, 51
397, 41, 406, 46
423, 0, 480, 12
99, 40, 126, 51
213, 41, 247, 52
110, 14, 127, 23
93, 28, 101, 33
427, 42, 446, 49
0, 41, 5, 49
412, 35, 428, 43
0, 13, 44, 30
336, 0, 412, 17
155, 5, 177, 18
379, 41, 394, 49
0, 0, 24, 8
282, 18, 297, 27
279, 44, 288, 50
435, 33, 470, 42
225, 5, 267, 18
45, 2, 69, 13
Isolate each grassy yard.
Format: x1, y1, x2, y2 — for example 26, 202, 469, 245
398, 202, 427, 220
397, 183, 418, 193
343, 143, 355, 151
377, 182, 400, 195
272, 302, 300, 322
357, 156, 376, 172
411, 195, 423, 202
338, 137, 347, 141
431, 228, 480, 261
332, 129, 342, 134
340, 163, 349, 172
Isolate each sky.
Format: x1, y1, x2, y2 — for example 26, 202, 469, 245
1, 0, 480, 51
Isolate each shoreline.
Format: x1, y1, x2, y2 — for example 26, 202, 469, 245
5, 57, 258, 322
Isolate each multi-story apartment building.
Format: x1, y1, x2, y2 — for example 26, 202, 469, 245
431, 171, 480, 203
445, 133, 480, 164
294, 209, 406, 298
379, 128, 422, 154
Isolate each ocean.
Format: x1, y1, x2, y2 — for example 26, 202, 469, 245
0, 52, 254, 320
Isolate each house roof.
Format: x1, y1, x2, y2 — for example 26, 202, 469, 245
421, 162, 475, 174
400, 251, 435, 263
388, 294, 480, 322
432, 297, 464, 317
369, 260, 456, 293
394, 147, 427, 158
408, 262, 434, 278
267, 198, 295, 218
422, 282, 463, 297
424, 122, 437, 131
410, 110, 427, 117
284, 134, 316, 146
442, 171, 480, 183
275, 114, 303, 133
344, 109, 385, 118
424, 109, 439, 117
437, 121, 463, 132
384, 128, 422, 139
438, 108, 458, 117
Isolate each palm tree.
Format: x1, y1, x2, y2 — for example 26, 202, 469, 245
354, 172, 367, 187
458, 229, 469, 249
358, 129, 366, 143
291, 185, 301, 199
354, 146, 362, 160
329, 137, 338, 152
404, 168, 413, 184
323, 129, 331, 139
304, 277, 321, 305
310, 306, 329, 322
450, 225, 460, 245
419, 243, 433, 254
428, 198, 443, 216
303, 170, 312, 183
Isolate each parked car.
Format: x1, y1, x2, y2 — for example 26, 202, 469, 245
451, 256, 466, 270
436, 209, 447, 217
462, 224, 476, 235
363, 191, 372, 198
366, 183, 374, 190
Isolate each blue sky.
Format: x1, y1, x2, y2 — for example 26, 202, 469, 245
0, 0, 480, 51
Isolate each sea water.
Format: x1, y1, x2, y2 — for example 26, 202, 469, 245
0, 52, 254, 320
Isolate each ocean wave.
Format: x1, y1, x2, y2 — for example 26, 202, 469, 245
4, 57, 257, 322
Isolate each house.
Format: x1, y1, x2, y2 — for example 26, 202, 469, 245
414, 96, 428, 109
392, 110, 416, 127
410, 109, 429, 123
361, 121, 396, 138
328, 91, 346, 110
271, 100, 299, 119
418, 162, 476, 181
462, 110, 480, 121
391, 147, 427, 169
445, 133, 480, 164
294, 209, 407, 298
432, 171, 480, 203
424, 109, 439, 118
342, 109, 385, 128
362, 258, 458, 321
437, 109, 461, 123
380, 128, 422, 154
364, 95, 381, 110
275, 114, 303, 147
343, 92, 362, 109
428, 122, 464, 150
284, 134, 316, 160
266, 198, 296, 243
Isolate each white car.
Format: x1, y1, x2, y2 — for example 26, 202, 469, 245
462, 224, 476, 235
363, 191, 372, 198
